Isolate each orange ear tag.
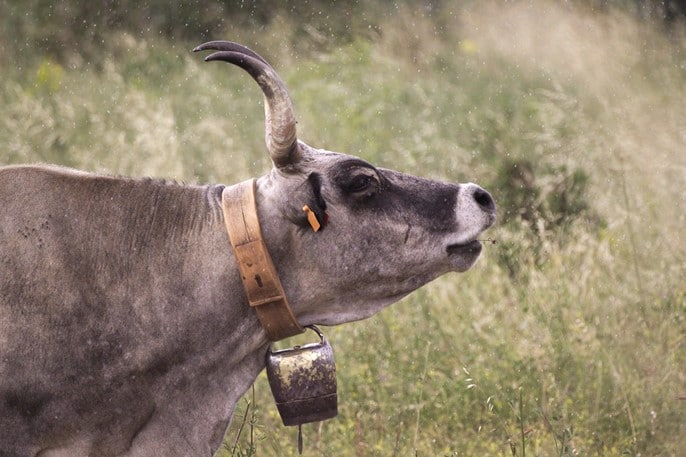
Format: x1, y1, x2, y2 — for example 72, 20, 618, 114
302, 205, 321, 232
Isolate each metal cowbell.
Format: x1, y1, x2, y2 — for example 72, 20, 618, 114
266, 325, 338, 426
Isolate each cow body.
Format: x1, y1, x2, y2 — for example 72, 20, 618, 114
0, 166, 260, 455
0, 42, 495, 456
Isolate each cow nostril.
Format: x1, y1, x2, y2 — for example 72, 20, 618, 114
473, 187, 495, 212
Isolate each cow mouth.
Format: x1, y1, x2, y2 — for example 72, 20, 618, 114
446, 240, 483, 256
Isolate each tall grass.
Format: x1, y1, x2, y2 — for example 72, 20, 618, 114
1, 1, 684, 455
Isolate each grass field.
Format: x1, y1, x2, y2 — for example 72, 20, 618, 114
1, 1, 684, 455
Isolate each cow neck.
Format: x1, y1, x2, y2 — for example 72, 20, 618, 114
222, 178, 304, 341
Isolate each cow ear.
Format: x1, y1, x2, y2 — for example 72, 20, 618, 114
302, 173, 328, 231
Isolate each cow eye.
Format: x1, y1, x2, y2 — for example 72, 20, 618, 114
346, 174, 377, 194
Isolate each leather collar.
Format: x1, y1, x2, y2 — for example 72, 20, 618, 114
222, 179, 304, 341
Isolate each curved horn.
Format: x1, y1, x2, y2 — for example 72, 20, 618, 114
193, 41, 300, 168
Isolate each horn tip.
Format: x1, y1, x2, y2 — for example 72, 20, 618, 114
203, 51, 225, 62
193, 42, 217, 53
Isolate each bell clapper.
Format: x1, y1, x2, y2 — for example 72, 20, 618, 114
298, 424, 303, 454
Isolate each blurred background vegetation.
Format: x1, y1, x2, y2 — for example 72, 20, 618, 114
1, 0, 684, 455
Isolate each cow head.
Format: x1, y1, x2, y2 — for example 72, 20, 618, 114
194, 42, 495, 327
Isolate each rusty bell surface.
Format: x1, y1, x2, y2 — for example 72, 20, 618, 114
266, 325, 338, 426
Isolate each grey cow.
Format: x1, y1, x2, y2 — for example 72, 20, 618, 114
0, 42, 495, 456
